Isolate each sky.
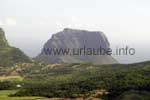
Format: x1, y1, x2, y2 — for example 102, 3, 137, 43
0, 0, 150, 63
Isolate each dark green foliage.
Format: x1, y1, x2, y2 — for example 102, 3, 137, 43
10, 61, 150, 100
0, 81, 18, 90
117, 90, 150, 100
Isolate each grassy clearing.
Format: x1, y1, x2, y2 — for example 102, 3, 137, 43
0, 90, 102, 100
0, 90, 48, 100
0, 76, 23, 81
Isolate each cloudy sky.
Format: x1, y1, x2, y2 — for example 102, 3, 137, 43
0, 0, 150, 63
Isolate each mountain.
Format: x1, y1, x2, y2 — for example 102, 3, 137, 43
35, 28, 117, 64
0, 28, 31, 67
0, 28, 9, 47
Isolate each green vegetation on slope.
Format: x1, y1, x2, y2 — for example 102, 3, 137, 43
0, 54, 150, 100
0, 28, 31, 67
5, 61, 149, 100
0, 47, 31, 67
0, 28, 9, 47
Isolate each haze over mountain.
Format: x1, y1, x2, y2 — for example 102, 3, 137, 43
0, 28, 30, 66
1, 0, 150, 63
35, 28, 117, 64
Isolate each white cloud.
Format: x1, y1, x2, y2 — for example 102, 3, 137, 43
55, 21, 63, 28
39, 21, 45, 26
70, 16, 79, 23
5, 17, 17, 26
0, 20, 4, 26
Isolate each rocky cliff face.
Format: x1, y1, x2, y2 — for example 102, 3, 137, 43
0, 28, 31, 67
35, 28, 117, 64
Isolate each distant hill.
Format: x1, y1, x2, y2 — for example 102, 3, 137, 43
0, 28, 31, 67
35, 28, 117, 64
